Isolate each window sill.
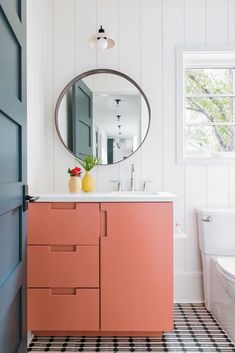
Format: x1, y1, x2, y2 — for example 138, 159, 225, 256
177, 155, 235, 165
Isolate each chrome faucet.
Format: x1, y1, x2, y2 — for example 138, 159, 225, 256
117, 181, 122, 192
111, 180, 122, 191
130, 164, 135, 191
143, 180, 154, 191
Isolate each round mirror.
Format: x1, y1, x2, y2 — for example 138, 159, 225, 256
55, 69, 150, 165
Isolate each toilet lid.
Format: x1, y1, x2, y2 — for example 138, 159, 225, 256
217, 257, 235, 280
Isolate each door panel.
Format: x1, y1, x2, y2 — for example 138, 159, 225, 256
72, 80, 93, 159
0, 112, 21, 183
0, 8, 21, 100
107, 138, 114, 164
10, 0, 21, 21
0, 0, 27, 352
0, 288, 22, 353
101, 203, 173, 332
0, 208, 21, 288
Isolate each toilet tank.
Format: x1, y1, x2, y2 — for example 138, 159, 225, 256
197, 208, 235, 256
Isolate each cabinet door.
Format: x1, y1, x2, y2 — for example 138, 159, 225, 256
100, 202, 173, 332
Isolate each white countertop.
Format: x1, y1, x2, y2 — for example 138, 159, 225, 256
34, 191, 177, 203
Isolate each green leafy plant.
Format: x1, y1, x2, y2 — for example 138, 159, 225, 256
78, 155, 100, 171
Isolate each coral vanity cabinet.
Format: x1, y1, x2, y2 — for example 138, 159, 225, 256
28, 201, 173, 336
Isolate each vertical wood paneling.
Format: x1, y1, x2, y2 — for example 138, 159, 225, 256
76, 0, 98, 190
96, 0, 120, 191
162, 0, 185, 230
27, 0, 54, 194
97, 0, 119, 70
53, 0, 76, 98
174, 238, 185, 272
184, 0, 206, 274
76, 0, 97, 74
118, 0, 141, 84
207, 166, 229, 206
43, 0, 54, 193
185, 0, 206, 44
185, 167, 206, 270
118, 0, 141, 191
53, 0, 76, 192
206, 0, 229, 207
140, 0, 163, 191
27, 0, 45, 194
228, 0, 235, 207
206, 0, 228, 43
228, 0, 235, 43
229, 166, 235, 206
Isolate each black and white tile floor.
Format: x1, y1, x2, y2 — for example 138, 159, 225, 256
28, 304, 235, 352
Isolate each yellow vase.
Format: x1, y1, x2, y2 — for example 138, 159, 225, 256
82, 171, 94, 192
68, 176, 82, 193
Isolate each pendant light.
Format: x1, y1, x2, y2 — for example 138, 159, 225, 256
89, 25, 115, 50
115, 99, 121, 108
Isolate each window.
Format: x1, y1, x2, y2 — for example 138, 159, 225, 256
177, 46, 235, 164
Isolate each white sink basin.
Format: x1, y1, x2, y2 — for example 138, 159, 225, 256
36, 191, 177, 202
111, 191, 164, 195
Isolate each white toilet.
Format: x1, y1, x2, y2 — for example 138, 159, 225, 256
197, 207, 235, 343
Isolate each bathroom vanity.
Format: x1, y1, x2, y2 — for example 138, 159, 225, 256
26, 67, 177, 337
27, 192, 176, 336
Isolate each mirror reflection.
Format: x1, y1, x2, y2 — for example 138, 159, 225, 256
56, 71, 150, 165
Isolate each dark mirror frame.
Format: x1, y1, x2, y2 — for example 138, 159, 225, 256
55, 68, 151, 165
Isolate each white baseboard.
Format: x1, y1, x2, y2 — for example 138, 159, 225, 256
174, 271, 204, 303
28, 331, 33, 344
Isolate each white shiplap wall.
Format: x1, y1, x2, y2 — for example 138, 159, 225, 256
27, 0, 235, 302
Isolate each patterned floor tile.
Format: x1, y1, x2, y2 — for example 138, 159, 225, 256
28, 304, 235, 352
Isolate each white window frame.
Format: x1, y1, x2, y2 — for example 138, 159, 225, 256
176, 44, 235, 165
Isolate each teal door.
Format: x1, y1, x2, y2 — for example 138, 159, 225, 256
72, 80, 93, 159
0, 1, 27, 353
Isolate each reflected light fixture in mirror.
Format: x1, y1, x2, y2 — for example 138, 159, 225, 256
89, 25, 115, 50
115, 98, 121, 107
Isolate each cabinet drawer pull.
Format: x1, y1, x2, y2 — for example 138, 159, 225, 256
50, 245, 77, 252
50, 288, 77, 295
50, 203, 76, 210
100, 210, 107, 237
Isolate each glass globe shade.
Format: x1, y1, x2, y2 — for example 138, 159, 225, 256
97, 37, 108, 50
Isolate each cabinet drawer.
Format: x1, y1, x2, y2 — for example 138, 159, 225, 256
28, 203, 99, 245
28, 288, 99, 331
28, 245, 99, 288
